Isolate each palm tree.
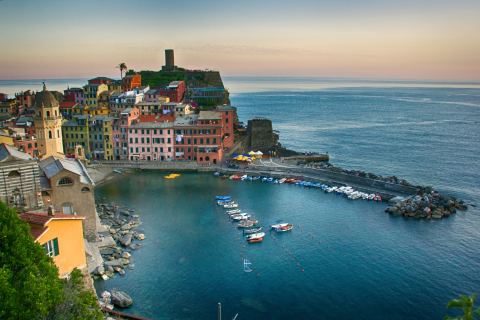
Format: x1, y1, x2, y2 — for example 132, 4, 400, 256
116, 63, 127, 79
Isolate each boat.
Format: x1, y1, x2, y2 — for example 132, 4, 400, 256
226, 209, 241, 215
279, 178, 286, 184
224, 203, 238, 208
267, 177, 273, 182
368, 194, 375, 201
248, 237, 263, 243
244, 259, 253, 272
314, 183, 322, 188
164, 173, 181, 179
247, 175, 253, 181
229, 175, 235, 179
303, 181, 312, 187
234, 175, 243, 180
232, 215, 251, 221
273, 179, 280, 183
216, 196, 231, 200
246, 232, 265, 240
374, 195, 382, 202
295, 179, 303, 185
286, 178, 295, 183
240, 175, 248, 180
243, 227, 262, 234
271, 223, 288, 230
230, 212, 248, 218
275, 224, 293, 232
221, 175, 229, 179
214, 172, 220, 176
217, 200, 234, 205
113, 170, 122, 174
261, 177, 268, 182
253, 176, 260, 181
238, 221, 255, 228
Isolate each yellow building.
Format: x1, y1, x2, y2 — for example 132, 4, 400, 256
34, 84, 65, 160
83, 83, 108, 107
0, 130, 14, 146
108, 81, 123, 94
83, 105, 111, 116
20, 208, 87, 278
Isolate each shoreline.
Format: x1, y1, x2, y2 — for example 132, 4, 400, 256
87, 167, 132, 188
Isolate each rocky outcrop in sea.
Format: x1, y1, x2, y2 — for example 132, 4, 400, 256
385, 186, 468, 219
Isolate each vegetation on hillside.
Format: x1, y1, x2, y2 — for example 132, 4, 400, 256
0, 202, 102, 319
444, 294, 480, 320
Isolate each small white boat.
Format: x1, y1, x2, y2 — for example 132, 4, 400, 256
270, 223, 288, 230
226, 209, 241, 215
246, 232, 265, 240
279, 178, 286, 184
230, 212, 248, 218
113, 170, 122, 173
240, 175, 248, 180
232, 215, 251, 221
224, 203, 238, 208
244, 227, 262, 234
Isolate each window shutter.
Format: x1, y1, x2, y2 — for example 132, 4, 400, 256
53, 238, 59, 256
43, 243, 48, 255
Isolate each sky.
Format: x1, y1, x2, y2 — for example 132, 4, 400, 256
0, 0, 479, 80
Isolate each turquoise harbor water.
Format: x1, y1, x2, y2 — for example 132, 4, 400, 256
1, 77, 479, 319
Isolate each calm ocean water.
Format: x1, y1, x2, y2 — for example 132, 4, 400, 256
2, 77, 480, 319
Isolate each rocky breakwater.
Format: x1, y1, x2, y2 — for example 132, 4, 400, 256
93, 199, 146, 293
385, 187, 468, 219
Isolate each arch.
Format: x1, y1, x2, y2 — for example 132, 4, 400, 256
58, 177, 73, 186
38, 111, 42, 117
213, 159, 217, 164
41, 191, 51, 196
199, 157, 203, 162
8, 171, 21, 177
81, 187, 91, 193
205, 156, 210, 161
48, 131, 52, 139
55, 110, 57, 116
46, 110, 51, 117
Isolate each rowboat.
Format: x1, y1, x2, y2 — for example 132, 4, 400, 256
226, 209, 241, 215
275, 224, 293, 232
246, 232, 265, 240
267, 177, 273, 182
247, 175, 253, 181
238, 221, 254, 228
248, 238, 263, 243
273, 179, 280, 183
261, 177, 268, 182
224, 203, 238, 208
253, 176, 260, 181
279, 178, 286, 184
216, 196, 231, 200
243, 227, 262, 234
233, 175, 243, 180
230, 212, 248, 218
270, 222, 288, 230
214, 172, 220, 176
229, 175, 235, 179
232, 215, 251, 221
240, 175, 248, 180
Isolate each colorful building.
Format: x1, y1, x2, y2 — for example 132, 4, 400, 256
159, 81, 186, 102
108, 80, 123, 94
59, 101, 79, 120
122, 74, 141, 92
89, 115, 114, 160
174, 104, 195, 118
112, 107, 140, 160
63, 87, 83, 103
83, 83, 108, 107
82, 105, 111, 116
19, 209, 87, 278
186, 87, 226, 105
14, 136, 37, 157
88, 77, 115, 85
15, 90, 35, 108
0, 99, 18, 117
216, 105, 234, 148
74, 90, 85, 105
128, 115, 175, 161
173, 111, 224, 163
62, 115, 91, 157
98, 90, 116, 109
110, 90, 144, 115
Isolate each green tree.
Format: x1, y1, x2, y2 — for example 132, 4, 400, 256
444, 294, 480, 320
0, 202, 102, 319
116, 62, 127, 79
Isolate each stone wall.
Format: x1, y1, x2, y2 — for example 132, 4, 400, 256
247, 119, 278, 151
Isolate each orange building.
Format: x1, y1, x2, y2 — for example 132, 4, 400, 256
19, 209, 87, 278
123, 74, 141, 92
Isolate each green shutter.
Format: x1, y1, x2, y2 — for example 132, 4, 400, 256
53, 238, 59, 256
43, 243, 48, 255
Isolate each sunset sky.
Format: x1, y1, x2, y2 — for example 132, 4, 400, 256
0, 0, 479, 80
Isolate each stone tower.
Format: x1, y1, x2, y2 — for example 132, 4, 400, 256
162, 49, 177, 71
34, 84, 65, 159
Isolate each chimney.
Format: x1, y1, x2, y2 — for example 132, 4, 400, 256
47, 205, 55, 216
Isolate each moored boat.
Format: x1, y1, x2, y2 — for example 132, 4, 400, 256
273, 179, 280, 183
279, 178, 286, 184
270, 223, 288, 230
243, 227, 262, 234
240, 175, 248, 180
214, 172, 220, 176
234, 174, 243, 180
253, 176, 260, 181
224, 203, 238, 208
238, 221, 255, 228
248, 237, 263, 243
246, 232, 265, 240
247, 175, 253, 181
216, 196, 231, 200
229, 175, 235, 179
275, 224, 293, 232
267, 177, 273, 182
226, 209, 241, 215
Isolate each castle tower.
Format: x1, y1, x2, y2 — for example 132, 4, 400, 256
162, 49, 177, 71
34, 84, 65, 159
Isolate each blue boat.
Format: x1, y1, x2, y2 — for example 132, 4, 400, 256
261, 177, 268, 182
273, 179, 280, 183
216, 196, 231, 200
253, 176, 261, 181
214, 172, 220, 176
267, 177, 273, 182
247, 175, 253, 181
304, 181, 312, 187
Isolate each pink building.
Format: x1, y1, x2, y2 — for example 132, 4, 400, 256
144, 89, 160, 102
15, 90, 35, 108
159, 81, 186, 102
128, 115, 175, 161
112, 107, 140, 160
215, 106, 234, 148
74, 90, 84, 105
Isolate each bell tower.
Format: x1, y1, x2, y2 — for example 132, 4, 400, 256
34, 83, 65, 159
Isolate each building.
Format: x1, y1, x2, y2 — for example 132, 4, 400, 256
83, 83, 108, 107
14, 136, 37, 158
122, 74, 141, 92
88, 77, 115, 85
161, 49, 177, 71
128, 115, 175, 161
62, 115, 91, 157
110, 90, 144, 115
159, 81, 186, 102
15, 90, 36, 108
216, 106, 234, 148
107, 80, 123, 94
0, 98, 18, 117
173, 111, 224, 163
34, 85, 65, 160
74, 90, 85, 105
161, 102, 181, 116
59, 101, 79, 120
82, 105, 111, 116
19, 209, 87, 278
88, 115, 114, 160
186, 87, 226, 105
112, 108, 140, 160
135, 101, 165, 116
0, 143, 43, 210
174, 103, 194, 118
38, 156, 98, 242
98, 90, 116, 108
63, 87, 83, 103
0, 93, 7, 102
0, 130, 14, 146
145, 89, 160, 102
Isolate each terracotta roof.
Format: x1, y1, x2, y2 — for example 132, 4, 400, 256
19, 211, 86, 226
59, 102, 77, 108
29, 225, 50, 241
137, 115, 175, 123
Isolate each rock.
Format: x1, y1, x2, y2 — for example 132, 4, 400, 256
94, 266, 104, 275
109, 229, 116, 234
113, 235, 119, 240
111, 290, 133, 308
121, 224, 132, 231
456, 203, 468, 210
133, 215, 139, 218
113, 253, 121, 259
118, 233, 133, 247
114, 247, 122, 254
137, 234, 145, 240
122, 258, 130, 265
121, 211, 130, 216
122, 252, 131, 259
104, 259, 125, 268
118, 269, 126, 275
106, 266, 114, 273
107, 256, 115, 261
114, 267, 122, 273
100, 248, 115, 255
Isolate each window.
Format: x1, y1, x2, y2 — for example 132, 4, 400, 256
200, 138, 203, 144
188, 148, 191, 152
160, 147, 163, 152
146, 130, 150, 134
58, 177, 73, 186
136, 147, 139, 153
213, 129, 216, 134
188, 139, 191, 144
135, 138, 138, 143
142, 148, 145, 152
147, 138, 150, 144
130, 138, 133, 143
155, 147, 158, 152
213, 138, 216, 144
154, 130, 157, 134
176, 147, 179, 152
160, 130, 163, 135
167, 138, 171, 143
167, 130, 170, 134
130, 148, 133, 152
226, 111, 228, 115
8, 171, 20, 177
168, 147, 171, 152
81, 187, 91, 193
207, 138, 210, 144
81, 134, 83, 139
141, 138, 144, 143
194, 138, 197, 144
43, 238, 59, 257
147, 147, 150, 152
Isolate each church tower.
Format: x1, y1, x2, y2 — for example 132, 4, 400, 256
34, 84, 65, 159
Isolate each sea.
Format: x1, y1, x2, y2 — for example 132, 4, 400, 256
1, 77, 480, 319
